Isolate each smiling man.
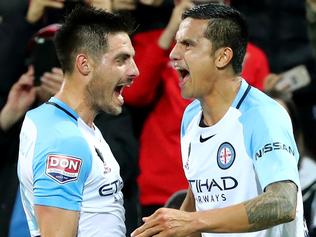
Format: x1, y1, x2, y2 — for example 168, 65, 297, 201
131, 3, 307, 237
17, 6, 139, 237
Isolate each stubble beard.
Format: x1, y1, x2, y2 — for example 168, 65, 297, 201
86, 76, 122, 116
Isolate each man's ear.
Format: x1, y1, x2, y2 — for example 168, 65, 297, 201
215, 47, 233, 69
76, 54, 91, 75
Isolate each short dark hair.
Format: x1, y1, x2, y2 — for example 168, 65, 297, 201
182, 3, 248, 74
54, 6, 134, 73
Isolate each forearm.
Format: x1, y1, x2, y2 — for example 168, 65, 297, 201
180, 187, 196, 212
158, 23, 178, 50
0, 105, 24, 131
191, 181, 297, 233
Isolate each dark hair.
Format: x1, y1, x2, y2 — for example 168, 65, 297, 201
182, 3, 248, 74
54, 6, 134, 73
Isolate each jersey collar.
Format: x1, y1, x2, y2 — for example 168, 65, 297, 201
47, 97, 79, 121
231, 78, 251, 109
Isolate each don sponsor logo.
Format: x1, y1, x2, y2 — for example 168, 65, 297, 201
46, 155, 82, 184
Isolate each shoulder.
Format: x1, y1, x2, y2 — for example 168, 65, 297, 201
26, 104, 90, 158
181, 100, 201, 137
238, 87, 292, 130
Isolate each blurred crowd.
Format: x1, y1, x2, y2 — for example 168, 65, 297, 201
0, 0, 315, 236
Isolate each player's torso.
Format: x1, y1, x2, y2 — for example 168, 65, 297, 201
77, 118, 124, 212
182, 108, 260, 210
76, 119, 125, 236
18, 101, 125, 236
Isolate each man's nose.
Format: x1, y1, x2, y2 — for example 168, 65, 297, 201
129, 59, 139, 77
169, 43, 181, 61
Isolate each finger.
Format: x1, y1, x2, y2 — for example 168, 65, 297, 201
17, 70, 35, 87
115, 3, 136, 10
42, 0, 65, 8
26, 65, 35, 76
42, 71, 63, 84
263, 74, 280, 91
40, 79, 61, 95
51, 67, 63, 76
131, 224, 162, 237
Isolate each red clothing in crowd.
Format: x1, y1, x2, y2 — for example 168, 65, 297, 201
123, 30, 270, 207
242, 43, 270, 91
124, 29, 191, 205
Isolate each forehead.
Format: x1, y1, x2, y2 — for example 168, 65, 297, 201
176, 18, 209, 41
106, 32, 135, 55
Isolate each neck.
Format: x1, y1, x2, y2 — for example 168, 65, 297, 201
200, 76, 242, 126
55, 77, 96, 128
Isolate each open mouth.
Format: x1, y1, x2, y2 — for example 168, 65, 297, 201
178, 69, 189, 79
176, 68, 190, 88
114, 85, 124, 94
115, 78, 133, 94
113, 79, 134, 105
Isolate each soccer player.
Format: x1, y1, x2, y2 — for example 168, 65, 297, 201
18, 6, 139, 237
131, 3, 308, 237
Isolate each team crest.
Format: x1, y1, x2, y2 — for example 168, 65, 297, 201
46, 154, 82, 184
217, 142, 235, 169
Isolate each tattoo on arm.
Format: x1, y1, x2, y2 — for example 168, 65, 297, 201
244, 181, 297, 231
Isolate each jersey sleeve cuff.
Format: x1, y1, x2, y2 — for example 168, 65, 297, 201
34, 196, 81, 211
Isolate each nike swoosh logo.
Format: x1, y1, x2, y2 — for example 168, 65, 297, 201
199, 134, 216, 143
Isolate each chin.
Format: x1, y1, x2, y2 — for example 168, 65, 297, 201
181, 92, 192, 100
105, 105, 122, 116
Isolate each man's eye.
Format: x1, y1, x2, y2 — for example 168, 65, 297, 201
182, 42, 192, 48
116, 59, 123, 63
116, 56, 129, 64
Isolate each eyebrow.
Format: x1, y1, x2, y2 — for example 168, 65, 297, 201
114, 52, 134, 60
179, 38, 197, 46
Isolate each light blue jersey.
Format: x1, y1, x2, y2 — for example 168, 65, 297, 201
181, 79, 307, 237
18, 97, 125, 237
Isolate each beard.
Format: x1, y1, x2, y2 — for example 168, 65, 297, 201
85, 75, 122, 116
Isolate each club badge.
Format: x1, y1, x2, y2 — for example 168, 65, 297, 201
217, 142, 235, 169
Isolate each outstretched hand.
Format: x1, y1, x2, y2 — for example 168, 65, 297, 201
36, 67, 63, 102
131, 208, 198, 237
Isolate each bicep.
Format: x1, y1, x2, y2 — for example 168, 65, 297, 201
35, 205, 79, 237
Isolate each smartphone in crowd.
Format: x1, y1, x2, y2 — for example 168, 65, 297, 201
274, 65, 311, 92
30, 37, 60, 86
